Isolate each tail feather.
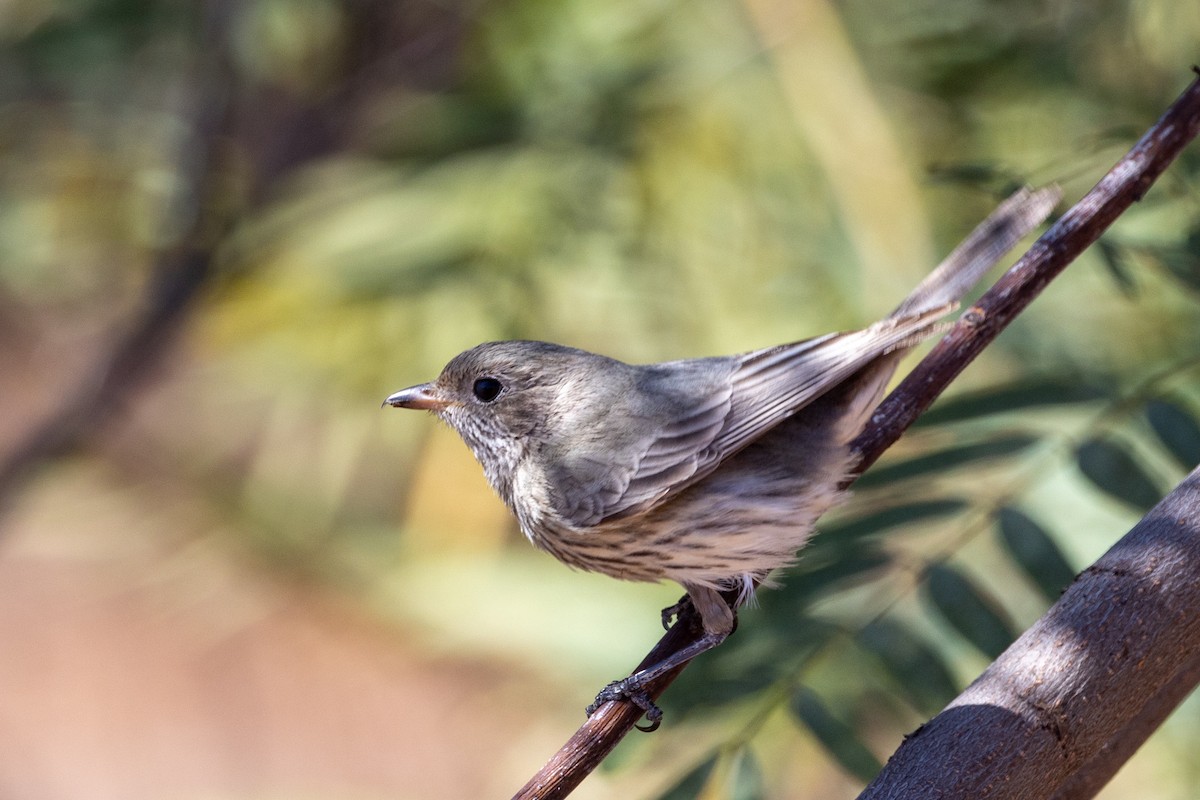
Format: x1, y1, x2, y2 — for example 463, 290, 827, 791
892, 186, 1060, 318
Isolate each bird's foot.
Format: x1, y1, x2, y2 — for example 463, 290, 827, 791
660, 595, 693, 630
586, 677, 663, 732
585, 601, 730, 734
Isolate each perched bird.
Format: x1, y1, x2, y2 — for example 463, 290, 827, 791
385, 187, 1057, 727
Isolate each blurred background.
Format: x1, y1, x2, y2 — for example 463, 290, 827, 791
1, 1, 1199, 798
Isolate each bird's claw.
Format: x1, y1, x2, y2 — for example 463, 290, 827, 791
586, 678, 663, 732
660, 595, 692, 630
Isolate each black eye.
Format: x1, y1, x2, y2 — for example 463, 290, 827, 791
472, 377, 503, 402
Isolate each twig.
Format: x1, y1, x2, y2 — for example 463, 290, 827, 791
851, 68, 1200, 472
510, 69, 1200, 800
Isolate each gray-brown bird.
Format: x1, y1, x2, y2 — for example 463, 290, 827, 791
385, 187, 1057, 726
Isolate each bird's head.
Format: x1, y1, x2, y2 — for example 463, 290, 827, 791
384, 340, 631, 496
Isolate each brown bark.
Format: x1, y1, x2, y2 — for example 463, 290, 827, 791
858, 465, 1200, 799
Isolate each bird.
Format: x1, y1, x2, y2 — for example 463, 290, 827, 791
384, 187, 1058, 728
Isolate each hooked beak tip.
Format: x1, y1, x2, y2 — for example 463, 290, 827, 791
383, 383, 445, 411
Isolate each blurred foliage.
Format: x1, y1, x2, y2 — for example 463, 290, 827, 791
2, 0, 1200, 798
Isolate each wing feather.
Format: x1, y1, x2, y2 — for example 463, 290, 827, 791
544, 187, 1056, 529
555, 307, 945, 528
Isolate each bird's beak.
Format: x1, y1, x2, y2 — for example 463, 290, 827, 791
383, 383, 447, 411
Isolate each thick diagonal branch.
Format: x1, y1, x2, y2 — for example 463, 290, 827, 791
858, 465, 1200, 799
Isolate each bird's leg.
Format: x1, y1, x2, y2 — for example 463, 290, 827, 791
586, 629, 728, 731
587, 585, 735, 732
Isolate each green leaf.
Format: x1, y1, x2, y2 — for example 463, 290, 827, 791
666, 649, 784, 713
858, 619, 958, 715
925, 161, 1012, 188
755, 558, 890, 645
788, 551, 892, 599
1095, 239, 1139, 297
996, 507, 1077, 602
917, 380, 1106, 426
654, 755, 717, 800
746, 614, 842, 670
924, 564, 1016, 659
666, 619, 839, 713
857, 434, 1039, 488
1152, 228, 1200, 293
790, 687, 882, 783
1145, 400, 1200, 471
1076, 438, 1163, 511
729, 748, 766, 800
820, 499, 967, 541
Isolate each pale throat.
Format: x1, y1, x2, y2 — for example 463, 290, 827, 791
446, 410, 527, 512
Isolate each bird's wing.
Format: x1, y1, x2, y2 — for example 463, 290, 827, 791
550, 188, 1058, 528
706, 312, 938, 460
553, 308, 947, 528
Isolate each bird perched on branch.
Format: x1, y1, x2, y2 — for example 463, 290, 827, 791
385, 186, 1058, 728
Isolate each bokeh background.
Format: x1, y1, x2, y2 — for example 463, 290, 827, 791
1, 1, 1199, 798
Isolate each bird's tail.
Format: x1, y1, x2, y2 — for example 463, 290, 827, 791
891, 185, 1060, 319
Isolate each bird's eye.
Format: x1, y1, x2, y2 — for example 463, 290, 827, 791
472, 377, 503, 402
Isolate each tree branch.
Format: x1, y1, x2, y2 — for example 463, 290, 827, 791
851, 68, 1200, 473
510, 69, 1200, 800
1049, 649, 1200, 800
857, 465, 1200, 799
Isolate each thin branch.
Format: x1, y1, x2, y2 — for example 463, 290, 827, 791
510, 69, 1200, 800
851, 68, 1200, 473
